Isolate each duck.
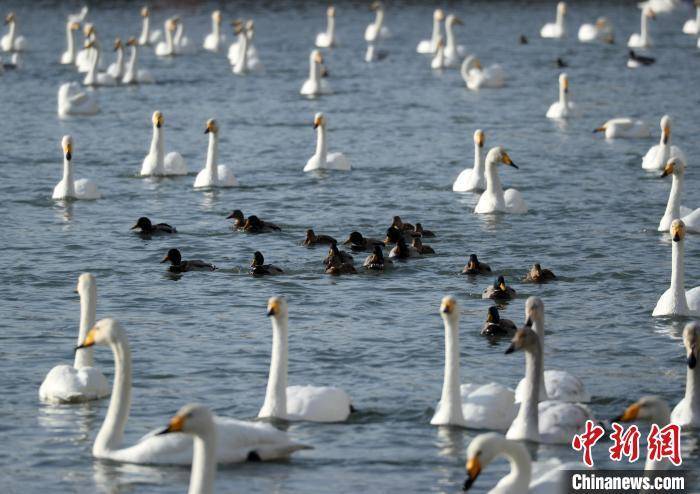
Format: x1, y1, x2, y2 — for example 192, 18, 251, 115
1, 12, 27, 52
578, 17, 614, 43
227, 210, 246, 229
61, 21, 81, 64
161, 248, 216, 273
628, 6, 656, 48
430, 37, 446, 70
140, 111, 188, 176
343, 231, 384, 251
250, 251, 283, 276
627, 49, 655, 68
593, 118, 650, 139
483, 276, 516, 301
413, 223, 434, 238
384, 226, 411, 245
443, 14, 465, 66
203, 10, 225, 52
243, 215, 281, 233
304, 113, 350, 172
475, 147, 527, 214
546, 73, 577, 119
519, 34, 528, 44
83, 40, 117, 86
303, 229, 336, 246
652, 220, 700, 317
461, 56, 505, 90
122, 37, 155, 84
364, 245, 392, 270
461, 254, 491, 275
315, 6, 337, 48
481, 306, 517, 338
194, 119, 238, 189
52, 136, 101, 200
658, 158, 700, 233
431, 296, 517, 431
671, 322, 700, 427
642, 115, 685, 171
364, 1, 390, 42
138, 6, 162, 46
453, 129, 486, 193
683, 2, 700, 35
417, 9, 444, 54
106, 38, 125, 80
390, 237, 419, 259
523, 263, 556, 283
77, 318, 309, 464
412, 237, 434, 255
130, 217, 176, 235
323, 241, 355, 273
39, 273, 109, 403
57, 82, 100, 118
300, 50, 330, 96
155, 18, 177, 57
540, 2, 567, 39
260, 298, 353, 420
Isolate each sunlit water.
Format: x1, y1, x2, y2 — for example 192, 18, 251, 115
1, 0, 700, 492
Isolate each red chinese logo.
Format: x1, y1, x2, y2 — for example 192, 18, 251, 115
572, 420, 605, 467
609, 423, 640, 463
647, 424, 682, 466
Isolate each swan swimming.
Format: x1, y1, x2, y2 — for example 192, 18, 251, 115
259, 297, 353, 422
593, 118, 650, 139
315, 6, 337, 48
53, 136, 101, 200
230, 23, 260, 75
658, 158, 700, 233
228, 20, 260, 68
683, 2, 700, 35
1, 12, 27, 52
474, 147, 527, 215
140, 111, 188, 177
443, 14, 466, 66
193, 119, 238, 189
461, 56, 505, 90
364, 1, 390, 42
653, 220, 700, 317
628, 7, 656, 48
39, 273, 109, 403
57, 82, 99, 117
138, 7, 162, 46
453, 129, 486, 193
540, 2, 567, 39
106, 38, 125, 81
83, 40, 116, 86
76, 318, 310, 465
155, 18, 177, 57
75, 23, 97, 73
300, 50, 330, 96
122, 37, 154, 84
430, 37, 446, 70
173, 17, 195, 55
203, 10, 225, 52
60, 21, 81, 64
642, 115, 685, 171
416, 9, 443, 54
546, 73, 577, 119
671, 322, 700, 427
638, 0, 679, 14
304, 113, 350, 172
578, 17, 614, 43
431, 296, 517, 431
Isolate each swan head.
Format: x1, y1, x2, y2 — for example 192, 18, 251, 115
267, 296, 288, 319
4, 12, 15, 25
140, 7, 150, 18
131, 216, 153, 231
486, 306, 500, 323
613, 396, 669, 423
643, 7, 656, 19
127, 37, 138, 46
660, 115, 671, 143
61, 135, 73, 161
84, 40, 96, 49
504, 325, 538, 355
204, 119, 219, 135
595, 17, 610, 29
76, 272, 96, 297
83, 23, 95, 37
76, 318, 123, 350
313, 112, 325, 129
670, 219, 686, 243
166, 18, 177, 32
311, 49, 323, 65
557, 2, 567, 15
158, 403, 215, 438
485, 146, 518, 169
463, 433, 512, 491
440, 295, 458, 322
661, 157, 685, 179
370, 1, 383, 12
683, 322, 699, 369
434, 9, 445, 21
152, 111, 164, 129
252, 250, 265, 267
559, 72, 569, 93
473, 130, 484, 148
161, 248, 182, 265
524, 296, 544, 326
113, 38, 123, 51
446, 14, 463, 26
212, 10, 222, 24
328, 6, 336, 17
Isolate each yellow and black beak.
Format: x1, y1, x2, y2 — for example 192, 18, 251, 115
593, 126, 605, 133
64, 143, 72, 161
688, 349, 697, 369
440, 299, 454, 314
463, 456, 481, 491
156, 414, 185, 435
267, 299, 280, 317
70, 22, 80, 31
75, 327, 97, 351
313, 116, 322, 129
671, 222, 684, 242
660, 161, 673, 178
613, 402, 640, 423
156, 115, 163, 128
662, 126, 670, 145
204, 121, 214, 134
502, 153, 518, 169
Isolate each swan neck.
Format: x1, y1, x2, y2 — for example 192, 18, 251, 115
74, 284, 97, 368
532, 315, 548, 400
239, 32, 248, 66
206, 131, 218, 172
641, 12, 648, 38
150, 124, 164, 170
310, 55, 320, 81
315, 124, 327, 161
559, 83, 568, 105
261, 316, 289, 418
664, 173, 682, 220
445, 22, 456, 50
671, 239, 687, 304
556, 9, 565, 27
166, 25, 174, 51
375, 10, 384, 30
88, 46, 99, 79
141, 17, 150, 40
327, 15, 335, 37
685, 362, 700, 414
8, 21, 15, 42
696, 6, 700, 25
499, 441, 533, 491
473, 144, 483, 175
66, 25, 75, 58
212, 19, 220, 39
516, 340, 542, 440
485, 159, 503, 195
439, 316, 465, 423
430, 17, 440, 46
62, 157, 76, 197
189, 432, 217, 494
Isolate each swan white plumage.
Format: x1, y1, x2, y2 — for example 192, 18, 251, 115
83, 40, 116, 86
230, 24, 260, 75
173, 18, 195, 55
203, 10, 225, 52
68, 6, 88, 24
138, 7, 162, 46
1, 12, 27, 52
76, 24, 97, 73
39, 273, 109, 403
155, 18, 177, 57
671, 322, 700, 427
461, 56, 505, 90
444, 14, 466, 66
122, 37, 154, 84
52, 136, 101, 200
546, 73, 577, 119
76, 318, 310, 465
658, 158, 700, 233
431, 296, 517, 432
304, 113, 350, 172
300, 50, 330, 96
475, 147, 527, 215
228, 20, 260, 68
540, 2, 567, 39
315, 6, 337, 48
593, 118, 650, 139
642, 115, 685, 171
638, 0, 679, 14
683, 3, 700, 35
140, 111, 187, 176
417, 9, 444, 54
194, 119, 238, 189
453, 129, 486, 193
514, 297, 590, 404
57, 82, 99, 117
60, 21, 81, 64
628, 7, 656, 48
578, 17, 614, 43
364, 1, 390, 42
430, 37, 446, 70
106, 38, 125, 80
259, 297, 353, 422
653, 220, 700, 317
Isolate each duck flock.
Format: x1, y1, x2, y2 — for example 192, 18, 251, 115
3, 0, 700, 493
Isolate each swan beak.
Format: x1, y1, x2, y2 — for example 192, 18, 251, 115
504, 342, 516, 354
155, 114, 163, 128
267, 299, 280, 316
370, 2, 380, 11
440, 299, 454, 314
114, 40, 122, 51
593, 126, 605, 133
321, 66, 329, 78
649, 10, 656, 19
502, 153, 518, 169
660, 162, 673, 178
671, 222, 684, 242
313, 116, 323, 128
463, 457, 481, 490
157, 414, 185, 435
75, 328, 97, 351
70, 22, 80, 31
63, 143, 72, 161
314, 52, 324, 64
614, 403, 640, 423
141, 7, 149, 18
524, 317, 533, 327
454, 17, 464, 26
688, 352, 697, 369
662, 127, 670, 145
476, 133, 484, 147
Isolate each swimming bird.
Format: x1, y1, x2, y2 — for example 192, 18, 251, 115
173, 17, 195, 55
578, 17, 614, 43
364, 244, 391, 270
161, 249, 216, 273
68, 6, 89, 24
384, 226, 411, 245
77, 318, 309, 464
637, 0, 679, 14
628, 6, 656, 48
683, 2, 700, 35
243, 216, 281, 233
138, 7, 162, 46
417, 9, 444, 54
155, 18, 177, 57
389, 237, 419, 259
194, 120, 238, 189
546, 73, 577, 119
658, 158, 700, 233
453, 129, 486, 192
230, 24, 253, 75
130, 217, 176, 235
228, 20, 260, 69
481, 306, 517, 338
642, 115, 685, 171
430, 37, 446, 70
304, 113, 350, 172
413, 223, 434, 238
83, 41, 117, 86
203, 10, 225, 52
483, 276, 516, 300
39, 273, 109, 403
412, 237, 434, 255
519, 35, 529, 44
61, 21, 81, 64
53, 136, 101, 200
431, 296, 517, 431
315, 6, 337, 48
443, 14, 466, 66
364, 1, 390, 42
475, 147, 527, 214
75, 23, 97, 73
227, 210, 246, 229
461, 56, 505, 90
122, 38, 154, 84
671, 322, 700, 427
140, 111, 188, 176
391, 216, 414, 233
523, 263, 556, 283
593, 118, 650, 139
261, 297, 354, 421
304, 229, 336, 246
106, 38, 125, 80
57, 82, 99, 118
300, 50, 330, 96
324, 241, 355, 275
343, 231, 384, 251
540, 2, 567, 39
461, 254, 491, 275
250, 251, 283, 276
627, 49, 655, 68
1, 12, 27, 52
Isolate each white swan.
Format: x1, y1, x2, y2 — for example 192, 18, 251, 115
173, 18, 195, 55
453, 129, 486, 193
122, 38, 154, 84
546, 73, 577, 119
431, 296, 517, 431
462, 433, 584, 493
140, 111, 188, 177
638, 0, 679, 14
57, 82, 99, 118
228, 20, 260, 68
68, 6, 88, 24
671, 322, 700, 427
60, 21, 81, 64
540, 2, 567, 39
39, 273, 109, 403
430, 36, 446, 70
76, 23, 97, 73
315, 6, 337, 48
505, 324, 594, 444
77, 318, 310, 465
304, 112, 350, 172
417, 9, 444, 54
364, 1, 390, 42
474, 147, 527, 215
444, 14, 466, 66
658, 158, 700, 233
628, 7, 656, 48
106, 38, 125, 80
683, 3, 700, 35
231, 24, 259, 75
578, 17, 614, 43
194, 120, 238, 189
653, 220, 700, 317
642, 115, 685, 171
461, 56, 505, 90
155, 18, 177, 57
593, 118, 650, 139
259, 297, 353, 422
203, 10, 225, 52
53, 136, 101, 200
514, 297, 590, 404
1, 12, 27, 52
138, 7, 162, 46
159, 404, 217, 494
300, 49, 330, 96
83, 40, 116, 86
